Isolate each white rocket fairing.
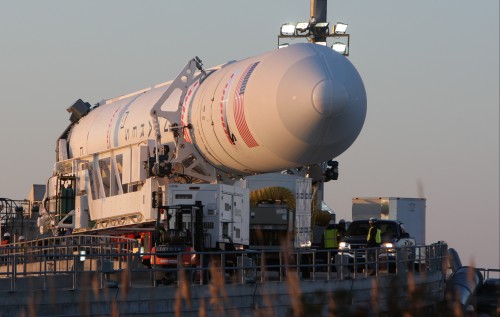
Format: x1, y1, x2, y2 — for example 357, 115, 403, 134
190, 43, 366, 174
65, 43, 366, 179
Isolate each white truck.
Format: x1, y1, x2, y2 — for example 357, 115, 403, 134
167, 183, 250, 250
336, 197, 426, 273
351, 197, 426, 245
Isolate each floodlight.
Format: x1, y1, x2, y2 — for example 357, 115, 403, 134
332, 42, 347, 54
280, 24, 296, 36
312, 22, 330, 36
295, 22, 310, 35
278, 43, 289, 49
334, 22, 348, 34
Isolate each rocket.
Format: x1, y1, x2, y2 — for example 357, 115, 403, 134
39, 42, 366, 233
64, 43, 366, 183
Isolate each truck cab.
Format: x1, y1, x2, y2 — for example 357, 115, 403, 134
338, 220, 415, 272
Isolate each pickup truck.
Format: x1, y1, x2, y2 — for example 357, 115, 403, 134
338, 220, 416, 272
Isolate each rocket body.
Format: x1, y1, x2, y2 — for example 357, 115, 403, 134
66, 43, 366, 178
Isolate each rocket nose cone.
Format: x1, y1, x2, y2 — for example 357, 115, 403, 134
312, 79, 348, 117
269, 44, 366, 163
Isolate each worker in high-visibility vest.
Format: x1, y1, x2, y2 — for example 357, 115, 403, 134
323, 225, 339, 249
367, 218, 382, 247
366, 217, 382, 275
322, 223, 339, 271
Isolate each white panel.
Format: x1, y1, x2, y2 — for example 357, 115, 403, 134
220, 193, 232, 222
131, 145, 148, 183
110, 155, 123, 195
122, 148, 131, 184
86, 177, 100, 221
58, 139, 68, 161
77, 170, 87, 193
47, 176, 58, 199
90, 178, 156, 222
231, 187, 249, 246
75, 195, 89, 229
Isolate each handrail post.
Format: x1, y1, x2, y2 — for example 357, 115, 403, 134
260, 250, 265, 283
12, 253, 17, 291
151, 250, 156, 287
127, 252, 132, 289
339, 251, 345, 280
312, 251, 316, 281
73, 253, 77, 290
221, 251, 225, 283
43, 252, 47, 291
326, 250, 331, 281
177, 253, 181, 287
279, 250, 283, 282
119, 241, 123, 270
22, 246, 27, 274
352, 250, 357, 279
53, 244, 56, 274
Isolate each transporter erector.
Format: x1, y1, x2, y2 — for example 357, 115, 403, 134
38, 43, 366, 237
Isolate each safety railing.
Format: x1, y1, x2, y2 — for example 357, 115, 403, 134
475, 267, 500, 280
0, 242, 449, 292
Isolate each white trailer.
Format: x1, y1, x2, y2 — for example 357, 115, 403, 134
351, 197, 426, 245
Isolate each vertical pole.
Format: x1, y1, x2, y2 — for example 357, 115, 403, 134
310, 0, 328, 43
279, 251, 283, 282
310, 0, 315, 21
310, 0, 316, 43
11, 253, 17, 291
314, 0, 327, 23
326, 250, 331, 281
43, 252, 47, 291
260, 251, 265, 283
100, 244, 104, 289
199, 253, 204, 286
127, 252, 132, 289
177, 253, 181, 287
22, 247, 26, 274
312, 251, 316, 281
73, 253, 77, 290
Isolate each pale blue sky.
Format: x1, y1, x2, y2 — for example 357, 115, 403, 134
0, 1, 498, 270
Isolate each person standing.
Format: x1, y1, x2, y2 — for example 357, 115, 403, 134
1, 232, 11, 265
366, 217, 381, 275
322, 223, 339, 271
1, 232, 11, 245
323, 224, 339, 249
